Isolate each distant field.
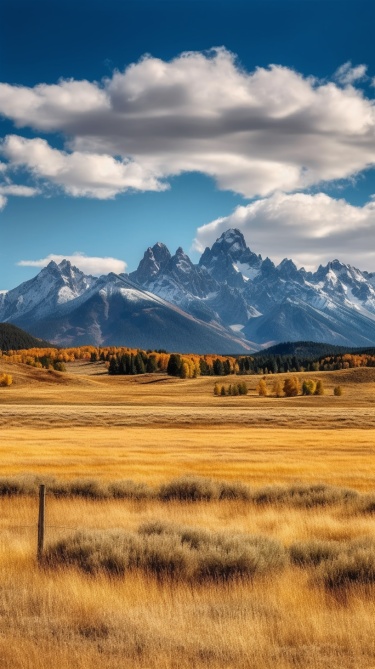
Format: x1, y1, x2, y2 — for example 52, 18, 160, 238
1, 360, 375, 668
0, 360, 374, 488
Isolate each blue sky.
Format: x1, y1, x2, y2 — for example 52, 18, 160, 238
1, 0, 375, 289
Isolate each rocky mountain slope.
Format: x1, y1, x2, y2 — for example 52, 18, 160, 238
130, 229, 375, 348
1, 229, 375, 350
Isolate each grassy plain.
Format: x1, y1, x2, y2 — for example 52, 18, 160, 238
1, 360, 375, 668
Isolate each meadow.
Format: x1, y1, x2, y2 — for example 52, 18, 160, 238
0, 359, 375, 668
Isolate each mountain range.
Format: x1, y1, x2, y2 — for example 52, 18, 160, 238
1, 229, 375, 352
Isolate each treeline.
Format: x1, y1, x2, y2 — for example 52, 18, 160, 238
108, 352, 239, 378
319, 353, 375, 370
2, 343, 375, 379
1, 346, 101, 370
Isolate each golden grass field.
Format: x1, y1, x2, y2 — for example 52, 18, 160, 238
1, 360, 375, 668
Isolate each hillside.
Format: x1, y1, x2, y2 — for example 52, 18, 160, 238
0, 323, 51, 351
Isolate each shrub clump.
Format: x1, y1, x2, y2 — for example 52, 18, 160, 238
0, 475, 36, 496
158, 476, 251, 502
107, 480, 153, 501
44, 530, 140, 575
316, 538, 375, 589
351, 494, 375, 515
50, 479, 109, 499
290, 537, 375, 590
251, 483, 358, 508
290, 540, 341, 567
158, 476, 218, 502
44, 523, 287, 582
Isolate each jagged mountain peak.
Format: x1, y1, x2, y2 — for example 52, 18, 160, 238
199, 228, 262, 290
151, 241, 171, 263
218, 227, 247, 245
276, 258, 301, 281
171, 247, 193, 268
207, 228, 247, 258
1, 228, 375, 350
278, 258, 297, 272
260, 257, 276, 274
43, 258, 92, 284
130, 242, 171, 285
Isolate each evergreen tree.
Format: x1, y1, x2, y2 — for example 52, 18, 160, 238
108, 357, 119, 375
223, 359, 231, 375
134, 353, 146, 374
146, 355, 158, 373
213, 358, 224, 376
167, 353, 182, 377
199, 358, 210, 375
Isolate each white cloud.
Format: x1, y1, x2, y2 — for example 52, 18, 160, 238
1, 136, 166, 199
335, 61, 367, 85
0, 49, 374, 199
194, 192, 375, 270
0, 195, 7, 211
0, 183, 39, 197
17, 253, 127, 275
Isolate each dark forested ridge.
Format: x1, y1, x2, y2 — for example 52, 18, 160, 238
254, 341, 350, 359
0, 323, 51, 351
237, 341, 375, 375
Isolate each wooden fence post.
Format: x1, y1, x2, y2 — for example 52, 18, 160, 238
37, 484, 46, 562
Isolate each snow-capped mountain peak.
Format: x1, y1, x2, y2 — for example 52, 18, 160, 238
1, 229, 375, 350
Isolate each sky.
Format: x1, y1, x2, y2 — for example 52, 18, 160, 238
1, 0, 375, 290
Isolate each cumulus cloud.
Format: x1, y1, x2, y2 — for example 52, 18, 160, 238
0, 195, 7, 211
17, 253, 127, 275
335, 61, 367, 85
194, 192, 375, 271
1, 136, 166, 198
0, 49, 374, 199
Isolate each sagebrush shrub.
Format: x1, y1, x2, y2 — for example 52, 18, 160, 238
290, 540, 341, 566
44, 523, 287, 582
316, 538, 375, 589
158, 476, 218, 502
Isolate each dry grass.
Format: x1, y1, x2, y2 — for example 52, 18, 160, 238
1, 362, 375, 666
2, 494, 375, 667
1, 425, 375, 491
